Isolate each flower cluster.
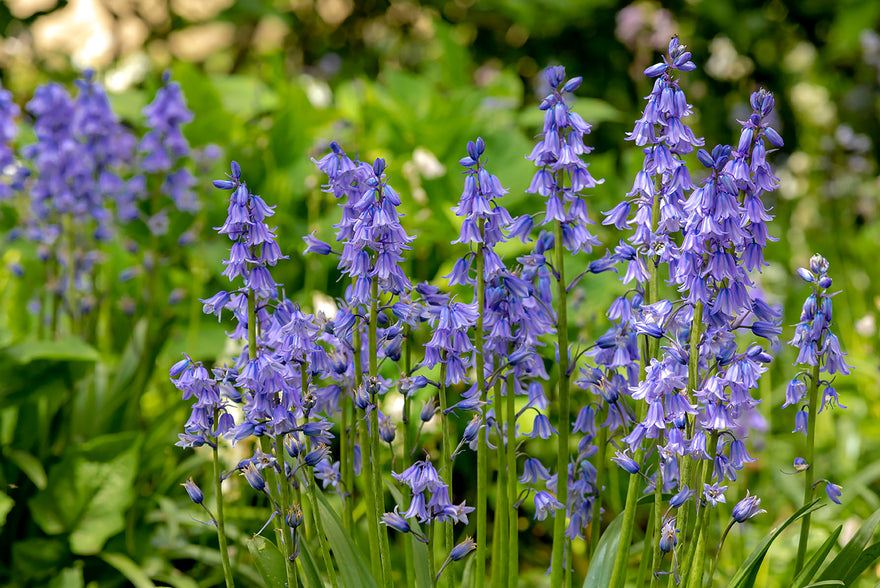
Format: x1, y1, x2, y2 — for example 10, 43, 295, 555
786, 254, 850, 427
526, 67, 602, 253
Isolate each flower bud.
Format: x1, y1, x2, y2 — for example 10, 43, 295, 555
182, 477, 204, 504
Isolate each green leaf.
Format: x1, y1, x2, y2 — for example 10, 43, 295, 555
0, 491, 14, 530
4, 448, 48, 489
48, 563, 84, 588
247, 534, 287, 588
4, 338, 99, 364
583, 512, 624, 588
315, 490, 379, 588
843, 540, 880, 585
298, 534, 324, 588
28, 432, 140, 554
792, 526, 842, 588
98, 553, 156, 588
386, 480, 431, 587
727, 500, 824, 588
818, 506, 880, 584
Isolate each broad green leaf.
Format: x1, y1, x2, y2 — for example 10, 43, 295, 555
727, 500, 824, 588
792, 526, 842, 588
11, 537, 67, 583
211, 75, 280, 120
4, 448, 47, 489
315, 490, 379, 588
28, 432, 140, 555
48, 563, 84, 588
818, 506, 880, 584
98, 553, 156, 588
4, 337, 99, 363
0, 491, 13, 530
298, 534, 324, 588
583, 512, 624, 588
247, 534, 287, 588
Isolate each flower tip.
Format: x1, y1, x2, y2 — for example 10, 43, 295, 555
230, 161, 241, 180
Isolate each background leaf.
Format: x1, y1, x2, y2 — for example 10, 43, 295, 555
582, 512, 623, 588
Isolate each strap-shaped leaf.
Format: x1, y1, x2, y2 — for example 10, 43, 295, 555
792, 526, 842, 588
727, 499, 824, 588
298, 534, 325, 588
315, 489, 379, 588
818, 506, 880, 585
842, 540, 880, 585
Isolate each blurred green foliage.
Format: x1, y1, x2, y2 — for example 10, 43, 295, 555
0, 0, 879, 586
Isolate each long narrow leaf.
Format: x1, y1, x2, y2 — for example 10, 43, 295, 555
98, 553, 156, 588
315, 489, 379, 588
792, 526, 842, 588
818, 506, 880, 585
842, 540, 880, 586
298, 534, 325, 588
582, 512, 624, 588
727, 499, 824, 588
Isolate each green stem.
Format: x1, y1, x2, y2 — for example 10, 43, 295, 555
550, 217, 571, 587
649, 447, 664, 588
493, 366, 509, 588
341, 399, 353, 533
506, 365, 519, 586
794, 362, 821, 574
438, 359, 454, 588
403, 328, 416, 588
428, 521, 437, 587
355, 320, 381, 581
277, 435, 299, 588
683, 431, 719, 588
589, 426, 607, 560
369, 282, 392, 588
212, 433, 235, 588
707, 521, 734, 588
475, 229, 488, 588
636, 504, 656, 588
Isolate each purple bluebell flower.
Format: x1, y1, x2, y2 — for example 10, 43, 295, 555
731, 491, 766, 522
449, 536, 477, 561
182, 477, 204, 504
825, 482, 842, 505
659, 517, 678, 553
533, 490, 564, 520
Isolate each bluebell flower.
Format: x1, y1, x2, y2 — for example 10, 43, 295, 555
381, 508, 412, 534
182, 477, 204, 504
450, 536, 477, 561
825, 482, 843, 505
242, 462, 267, 492
731, 491, 766, 523
659, 517, 678, 553
702, 482, 727, 507
611, 450, 640, 474
533, 490, 564, 521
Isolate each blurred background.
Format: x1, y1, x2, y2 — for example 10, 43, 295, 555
1, 0, 879, 586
